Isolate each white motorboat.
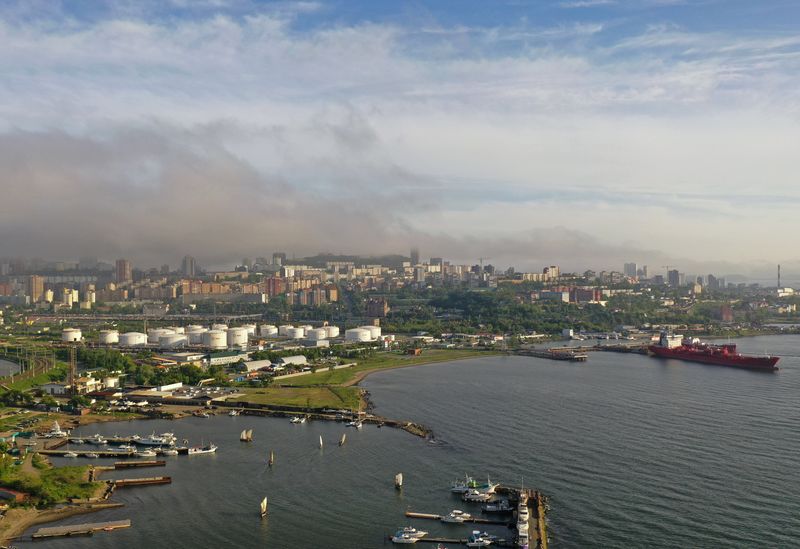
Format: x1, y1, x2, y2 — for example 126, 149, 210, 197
188, 443, 217, 455
395, 473, 403, 489
482, 499, 512, 513
86, 434, 107, 445
44, 421, 68, 438
162, 448, 179, 456
228, 410, 240, 417
462, 489, 493, 503
346, 419, 363, 429
289, 416, 306, 424
441, 509, 471, 523
136, 449, 157, 457
137, 433, 175, 446
69, 438, 85, 444
117, 444, 135, 451
391, 532, 419, 544
84, 453, 99, 459
398, 527, 427, 539
64, 451, 78, 458
517, 502, 530, 523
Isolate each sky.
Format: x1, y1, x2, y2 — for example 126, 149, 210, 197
1, 0, 799, 277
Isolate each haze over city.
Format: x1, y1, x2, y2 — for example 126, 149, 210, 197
1, 0, 799, 277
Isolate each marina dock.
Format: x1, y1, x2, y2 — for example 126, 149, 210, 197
114, 460, 166, 468
516, 349, 588, 362
31, 519, 131, 539
405, 511, 510, 525
113, 476, 171, 487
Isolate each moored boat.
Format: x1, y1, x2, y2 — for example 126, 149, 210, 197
441, 509, 471, 523
162, 448, 179, 456
395, 472, 403, 489
188, 443, 217, 455
64, 451, 78, 458
84, 453, 99, 459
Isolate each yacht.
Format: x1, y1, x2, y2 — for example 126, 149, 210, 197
517, 502, 530, 523
117, 444, 135, 451
390, 532, 419, 544
462, 489, 493, 503
136, 449, 157, 458
517, 521, 529, 549
466, 531, 494, 547
137, 433, 175, 446
441, 510, 471, 523
162, 448, 179, 456
64, 451, 78, 458
86, 434, 107, 445
398, 527, 427, 539
188, 443, 218, 455
44, 421, 68, 438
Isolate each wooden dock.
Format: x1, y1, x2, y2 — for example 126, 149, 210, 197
405, 511, 510, 525
114, 460, 166, 468
114, 476, 171, 487
32, 519, 131, 539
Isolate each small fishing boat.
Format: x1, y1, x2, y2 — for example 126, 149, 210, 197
64, 451, 78, 458
162, 448, 179, 456
462, 489, 493, 503
117, 444, 135, 451
240, 429, 253, 442
260, 496, 268, 518
395, 473, 403, 489
339, 433, 346, 446
347, 419, 363, 429
188, 443, 217, 455
136, 449, 157, 458
481, 499, 512, 513
465, 531, 493, 547
85, 453, 99, 459
86, 434, 107, 445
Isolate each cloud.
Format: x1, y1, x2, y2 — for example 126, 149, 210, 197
0, 4, 798, 273
559, 0, 616, 8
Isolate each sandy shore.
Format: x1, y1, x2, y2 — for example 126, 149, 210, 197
0, 502, 122, 544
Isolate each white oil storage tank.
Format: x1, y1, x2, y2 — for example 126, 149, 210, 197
278, 325, 293, 336
119, 332, 147, 346
360, 325, 382, 340
160, 334, 188, 348
259, 325, 278, 337
241, 324, 257, 337
187, 328, 208, 344
345, 328, 371, 342
61, 328, 82, 342
148, 328, 175, 344
98, 330, 119, 345
186, 324, 204, 332
203, 330, 227, 350
165, 326, 185, 334
324, 325, 340, 338
306, 328, 327, 341
227, 327, 249, 348
287, 327, 305, 339
212, 323, 228, 332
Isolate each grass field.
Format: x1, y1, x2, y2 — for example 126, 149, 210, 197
274, 348, 496, 387
227, 386, 361, 410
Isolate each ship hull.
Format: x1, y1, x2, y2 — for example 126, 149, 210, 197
648, 346, 779, 371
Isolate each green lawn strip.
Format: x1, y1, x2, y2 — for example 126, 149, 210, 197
227, 386, 360, 411
274, 349, 497, 387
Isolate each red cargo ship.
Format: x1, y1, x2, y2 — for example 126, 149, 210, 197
648, 333, 779, 371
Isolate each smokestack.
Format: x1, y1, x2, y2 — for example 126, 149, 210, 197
778, 264, 781, 289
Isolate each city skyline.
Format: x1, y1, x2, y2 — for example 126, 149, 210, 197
1, 1, 799, 275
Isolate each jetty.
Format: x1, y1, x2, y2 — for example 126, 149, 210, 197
113, 476, 171, 487
31, 519, 131, 539
405, 511, 510, 525
516, 349, 588, 362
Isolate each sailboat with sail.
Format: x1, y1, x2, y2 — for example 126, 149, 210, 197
260, 496, 268, 518
339, 433, 346, 446
240, 429, 253, 442
268, 450, 274, 467
319, 435, 324, 449
395, 473, 403, 489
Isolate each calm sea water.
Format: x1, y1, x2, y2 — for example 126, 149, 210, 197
26, 335, 800, 548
